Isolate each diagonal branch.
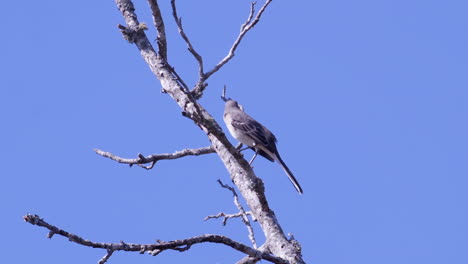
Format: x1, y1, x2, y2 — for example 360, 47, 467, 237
148, 0, 190, 92
170, 0, 207, 99
97, 1, 304, 263
23, 214, 287, 264
171, 0, 204, 79
113, 0, 303, 262
98, 249, 114, 264
147, 0, 167, 59
94, 146, 215, 169
203, 0, 272, 81
216, 180, 257, 248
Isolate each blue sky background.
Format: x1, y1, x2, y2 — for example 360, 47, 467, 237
2, 0, 467, 263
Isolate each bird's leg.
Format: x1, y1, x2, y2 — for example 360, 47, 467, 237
249, 152, 258, 166
236, 143, 251, 152
234, 143, 248, 158
239, 146, 250, 151
235, 143, 244, 150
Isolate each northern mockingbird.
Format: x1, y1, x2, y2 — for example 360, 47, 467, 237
223, 99, 303, 194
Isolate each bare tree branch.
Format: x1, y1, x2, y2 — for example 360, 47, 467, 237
94, 146, 215, 169
23, 214, 287, 264
237, 243, 270, 264
170, 0, 207, 99
98, 249, 114, 264
24, 1, 304, 263
119, 1, 189, 92
216, 180, 257, 248
147, 0, 167, 59
205, 211, 255, 224
203, 0, 272, 80
241, 2, 257, 32
168, 65, 190, 91
170, 0, 204, 79
112, 0, 304, 262
170, 1, 273, 99
148, 0, 190, 92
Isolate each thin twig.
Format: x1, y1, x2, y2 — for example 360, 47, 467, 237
171, 0, 204, 78
98, 249, 114, 264
23, 214, 286, 264
170, 0, 207, 98
221, 85, 230, 102
94, 146, 215, 170
241, 1, 257, 32
204, 0, 272, 80
216, 180, 257, 248
168, 65, 190, 91
205, 211, 255, 225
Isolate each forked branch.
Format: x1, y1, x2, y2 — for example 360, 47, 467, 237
204, 0, 272, 80
169, 0, 273, 99
214, 180, 257, 248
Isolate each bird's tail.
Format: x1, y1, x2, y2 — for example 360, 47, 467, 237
275, 152, 303, 194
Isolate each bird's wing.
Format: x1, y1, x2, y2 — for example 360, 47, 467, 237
230, 116, 270, 146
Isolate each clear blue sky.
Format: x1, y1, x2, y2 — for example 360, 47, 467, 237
2, 0, 467, 263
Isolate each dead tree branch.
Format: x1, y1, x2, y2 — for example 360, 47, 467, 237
170, 0, 207, 96
113, 0, 303, 262
23, 214, 287, 264
94, 146, 215, 169
169, 1, 273, 99
170, 0, 204, 80
147, 0, 167, 59
205, 180, 258, 247
98, 249, 114, 264
26, 0, 304, 263
205, 211, 255, 225
216, 180, 257, 248
203, 0, 272, 81
236, 243, 270, 264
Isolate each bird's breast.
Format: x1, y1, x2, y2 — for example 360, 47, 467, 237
224, 115, 256, 147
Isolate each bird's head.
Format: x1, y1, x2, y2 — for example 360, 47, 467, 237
224, 99, 244, 112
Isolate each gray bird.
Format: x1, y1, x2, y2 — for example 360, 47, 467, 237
223, 99, 303, 194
